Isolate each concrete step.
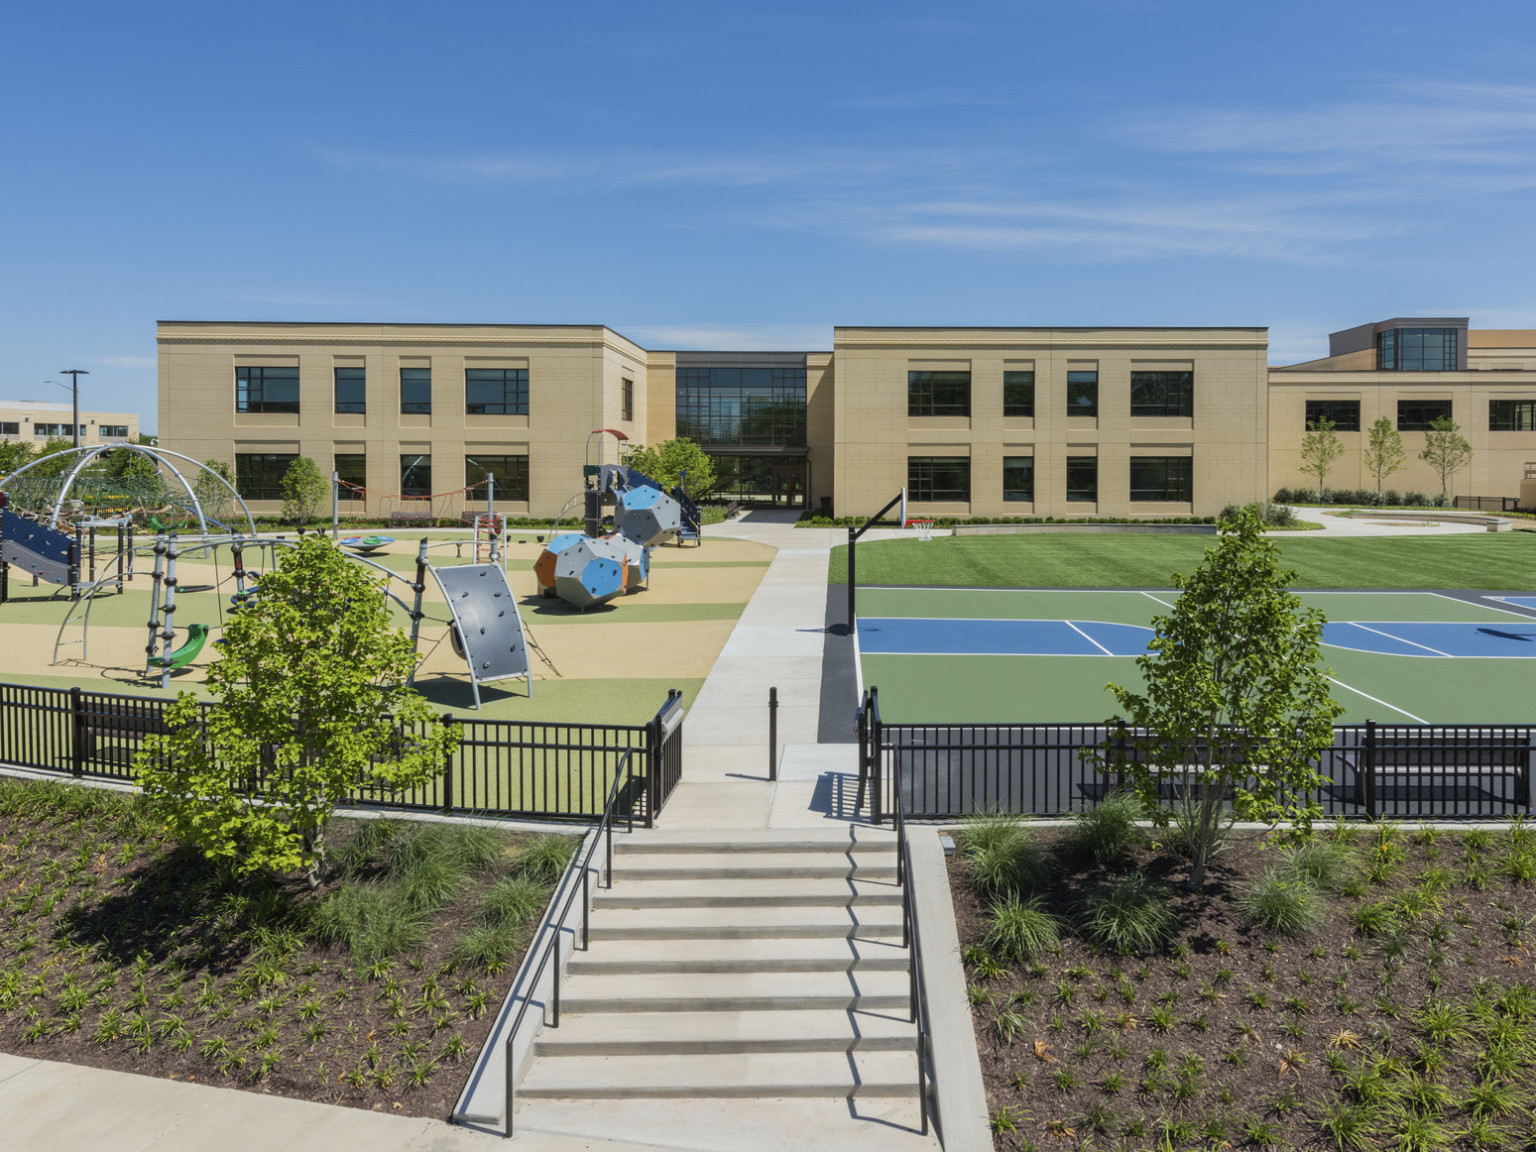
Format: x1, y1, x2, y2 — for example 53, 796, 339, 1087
534, 1009, 919, 1056
516, 1050, 922, 1099
588, 905, 904, 940
592, 877, 901, 909
557, 969, 913, 1013
614, 833, 896, 856
565, 936, 909, 975
614, 853, 898, 881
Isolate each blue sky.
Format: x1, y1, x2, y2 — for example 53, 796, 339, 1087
5, 1, 1536, 432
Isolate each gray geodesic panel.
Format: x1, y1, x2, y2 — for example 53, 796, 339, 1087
432, 564, 529, 683
550, 537, 627, 609
617, 485, 681, 547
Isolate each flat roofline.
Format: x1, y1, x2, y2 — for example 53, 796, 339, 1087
833, 325, 1268, 332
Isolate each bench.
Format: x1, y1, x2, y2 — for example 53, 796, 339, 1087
1342, 737, 1532, 808
725, 501, 741, 519
1091, 735, 1251, 801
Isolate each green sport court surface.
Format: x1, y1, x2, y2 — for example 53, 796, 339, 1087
856, 588, 1536, 725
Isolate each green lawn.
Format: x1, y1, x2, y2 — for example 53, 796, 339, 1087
833, 532, 1536, 590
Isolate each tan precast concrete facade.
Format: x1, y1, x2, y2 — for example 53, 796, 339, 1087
832, 326, 1271, 519
0, 400, 140, 446
1269, 326, 1536, 502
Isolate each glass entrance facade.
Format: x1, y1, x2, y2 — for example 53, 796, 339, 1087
675, 353, 809, 506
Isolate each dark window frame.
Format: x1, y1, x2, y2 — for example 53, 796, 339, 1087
1379, 327, 1459, 371
1130, 371, 1194, 418
1003, 370, 1035, 418
399, 454, 432, 498
465, 368, 529, 416
1002, 455, 1034, 502
1067, 370, 1099, 418
1304, 400, 1361, 432
99, 425, 130, 438
235, 366, 300, 415
1129, 456, 1194, 502
400, 367, 432, 415
465, 453, 530, 503
907, 455, 971, 502
908, 371, 971, 418
234, 453, 297, 501
0, 422, 19, 436
333, 454, 366, 502
622, 377, 634, 423
333, 366, 366, 415
1066, 456, 1098, 502
1489, 400, 1536, 432
1398, 399, 1454, 431
675, 365, 808, 448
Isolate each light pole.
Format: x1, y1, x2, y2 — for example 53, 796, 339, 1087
58, 370, 89, 448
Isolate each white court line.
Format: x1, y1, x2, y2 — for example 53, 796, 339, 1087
1344, 621, 1453, 658
1471, 594, 1536, 619
1140, 590, 1177, 609
1327, 677, 1428, 724
1064, 620, 1115, 656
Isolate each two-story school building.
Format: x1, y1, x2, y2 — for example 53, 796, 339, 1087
154, 316, 1536, 520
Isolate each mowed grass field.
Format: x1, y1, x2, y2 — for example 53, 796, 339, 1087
831, 530, 1536, 589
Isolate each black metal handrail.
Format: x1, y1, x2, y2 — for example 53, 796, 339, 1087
893, 755, 930, 1136
501, 750, 633, 1137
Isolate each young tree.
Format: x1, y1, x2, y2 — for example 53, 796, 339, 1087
137, 536, 456, 886
1419, 415, 1473, 502
26, 437, 80, 478
1298, 417, 1345, 499
1103, 507, 1342, 890
625, 437, 717, 501
193, 458, 236, 504
1362, 416, 1405, 500
281, 455, 326, 524
0, 438, 34, 477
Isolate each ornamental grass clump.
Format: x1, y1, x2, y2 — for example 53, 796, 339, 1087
962, 810, 1053, 897
1067, 790, 1146, 867
1280, 838, 1359, 892
1238, 866, 1326, 935
1079, 874, 1178, 954
985, 894, 1063, 961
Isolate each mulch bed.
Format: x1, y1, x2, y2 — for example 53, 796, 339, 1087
948, 823, 1536, 1151
0, 790, 558, 1120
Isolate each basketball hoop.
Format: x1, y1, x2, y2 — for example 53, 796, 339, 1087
910, 519, 936, 542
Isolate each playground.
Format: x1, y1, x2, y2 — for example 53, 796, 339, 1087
858, 585, 1536, 725
0, 445, 769, 722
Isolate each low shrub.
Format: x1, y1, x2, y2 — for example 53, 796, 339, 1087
310, 883, 428, 963
476, 876, 547, 931
451, 924, 517, 973
1280, 839, 1359, 892
396, 852, 467, 912
518, 835, 579, 884
1078, 875, 1178, 954
1068, 791, 1145, 866
961, 811, 1053, 897
1220, 501, 1299, 528
1238, 867, 1325, 935
985, 894, 1062, 961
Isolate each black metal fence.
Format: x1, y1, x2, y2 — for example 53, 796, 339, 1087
1455, 495, 1523, 513
856, 687, 1534, 823
0, 682, 686, 826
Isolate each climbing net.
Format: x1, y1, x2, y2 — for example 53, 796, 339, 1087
336, 478, 492, 523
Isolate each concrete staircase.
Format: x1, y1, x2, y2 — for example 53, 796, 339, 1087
511, 827, 935, 1146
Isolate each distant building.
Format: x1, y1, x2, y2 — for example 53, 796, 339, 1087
0, 400, 140, 447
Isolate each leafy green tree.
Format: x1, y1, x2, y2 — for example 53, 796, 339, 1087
1298, 417, 1345, 499
24, 437, 80, 478
193, 458, 236, 505
625, 438, 717, 501
138, 536, 456, 886
1419, 415, 1473, 502
281, 456, 326, 524
0, 438, 34, 476
1103, 508, 1342, 890
105, 446, 161, 482
1362, 416, 1404, 500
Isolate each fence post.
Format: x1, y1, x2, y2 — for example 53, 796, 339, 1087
871, 686, 883, 824
768, 687, 778, 781
1114, 719, 1128, 795
646, 712, 661, 829
69, 687, 84, 778
1370, 721, 1382, 823
440, 713, 456, 815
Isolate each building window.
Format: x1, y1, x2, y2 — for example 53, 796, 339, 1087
465, 368, 528, 415
908, 371, 971, 418
1304, 400, 1361, 431
622, 377, 634, 423
400, 368, 432, 414
1130, 456, 1193, 502
34, 423, 83, 437
1130, 371, 1193, 418
334, 367, 366, 414
1489, 400, 1536, 432
334, 453, 366, 501
235, 366, 300, 414
1003, 371, 1035, 418
1003, 456, 1034, 502
1066, 456, 1098, 502
1398, 399, 1453, 431
400, 454, 432, 498
99, 425, 129, 438
1379, 328, 1459, 371
0, 422, 17, 435
1067, 371, 1098, 417
907, 456, 970, 502
676, 365, 807, 447
466, 454, 530, 502
234, 453, 296, 501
